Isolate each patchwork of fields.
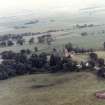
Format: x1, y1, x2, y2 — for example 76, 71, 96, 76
0, 24, 105, 53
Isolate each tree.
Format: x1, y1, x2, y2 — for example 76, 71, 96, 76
17, 38, 25, 45
88, 52, 98, 69
20, 49, 26, 55
4, 65, 16, 77
97, 58, 105, 67
15, 53, 27, 64
81, 32, 88, 36
103, 42, 105, 49
89, 52, 98, 61
7, 40, 14, 46
38, 52, 47, 67
29, 37, 34, 44
34, 47, 38, 52
97, 67, 105, 78
29, 54, 38, 68
1, 51, 16, 60
15, 63, 28, 75
26, 49, 31, 55
37, 36, 45, 44
0, 41, 6, 47
50, 54, 56, 66
65, 43, 73, 52
0, 64, 9, 80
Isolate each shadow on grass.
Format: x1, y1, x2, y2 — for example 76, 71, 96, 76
31, 78, 70, 89
31, 83, 55, 89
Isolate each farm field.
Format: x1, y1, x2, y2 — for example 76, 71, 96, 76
0, 72, 105, 105
71, 51, 105, 63
0, 24, 105, 53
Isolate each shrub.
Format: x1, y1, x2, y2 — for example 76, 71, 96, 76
29, 54, 38, 68
39, 52, 47, 67
15, 53, 27, 64
5, 66, 16, 77
97, 58, 105, 67
26, 49, 31, 55
2, 60, 15, 65
14, 63, 28, 75
81, 32, 88, 36
29, 37, 34, 44
0, 64, 9, 80
28, 67, 37, 74
97, 67, 105, 78
34, 47, 38, 52
65, 43, 73, 52
50, 54, 57, 66
89, 52, 98, 61
7, 40, 14, 46
1, 51, 16, 59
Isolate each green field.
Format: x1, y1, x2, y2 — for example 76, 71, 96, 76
0, 24, 105, 53
75, 51, 105, 62
0, 72, 105, 105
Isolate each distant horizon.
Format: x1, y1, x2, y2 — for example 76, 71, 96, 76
0, 0, 105, 34
0, 0, 105, 17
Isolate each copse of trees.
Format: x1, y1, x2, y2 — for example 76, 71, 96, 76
65, 42, 93, 53
1, 51, 16, 59
73, 47, 93, 53
0, 46, 104, 80
0, 49, 83, 80
37, 34, 54, 45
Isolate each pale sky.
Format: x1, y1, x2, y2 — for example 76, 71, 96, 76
0, 0, 105, 16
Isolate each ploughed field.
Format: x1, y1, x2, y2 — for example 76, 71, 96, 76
0, 72, 105, 105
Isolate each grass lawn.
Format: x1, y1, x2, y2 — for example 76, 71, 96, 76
0, 72, 105, 105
